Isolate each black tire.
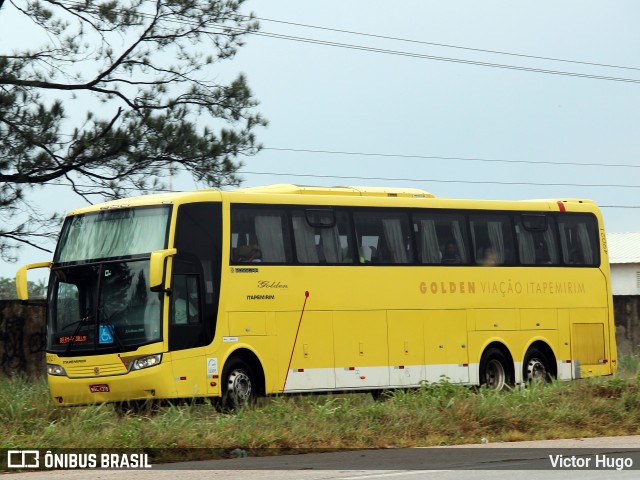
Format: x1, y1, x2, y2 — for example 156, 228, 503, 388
523, 347, 552, 384
221, 357, 257, 411
479, 348, 513, 390
370, 389, 392, 401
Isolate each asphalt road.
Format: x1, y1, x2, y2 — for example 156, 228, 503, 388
6, 435, 640, 479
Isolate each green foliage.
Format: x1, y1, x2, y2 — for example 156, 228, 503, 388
0, 0, 266, 259
0, 276, 47, 299
618, 353, 640, 377
2, 362, 640, 456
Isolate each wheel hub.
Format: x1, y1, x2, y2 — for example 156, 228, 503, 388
485, 359, 506, 390
526, 358, 547, 383
228, 369, 252, 403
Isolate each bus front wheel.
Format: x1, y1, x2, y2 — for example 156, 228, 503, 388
479, 348, 513, 390
221, 357, 257, 411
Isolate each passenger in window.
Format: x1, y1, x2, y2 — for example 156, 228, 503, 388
237, 244, 262, 263
373, 239, 391, 263
316, 237, 327, 263
481, 246, 498, 266
535, 241, 551, 264
569, 249, 584, 265
173, 288, 196, 325
405, 234, 413, 255
358, 246, 377, 264
441, 241, 462, 264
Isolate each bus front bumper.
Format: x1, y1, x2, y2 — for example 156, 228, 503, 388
47, 363, 176, 406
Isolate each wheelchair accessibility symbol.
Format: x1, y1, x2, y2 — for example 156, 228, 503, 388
99, 325, 114, 344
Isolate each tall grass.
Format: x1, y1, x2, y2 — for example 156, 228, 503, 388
1, 357, 640, 456
618, 353, 640, 377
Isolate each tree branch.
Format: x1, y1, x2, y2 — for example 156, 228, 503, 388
1, 233, 53, 253
0, 0, 265, 257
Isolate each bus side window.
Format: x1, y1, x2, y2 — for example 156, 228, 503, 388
469, 214, 516, 266
516, 214, 560, 265
353, 211, 413, 264
413, 213, 468, 265
292, 210, 353, 264
557, 215, 599, 266
230, 207, 292, 264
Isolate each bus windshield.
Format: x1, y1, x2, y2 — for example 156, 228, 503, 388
48, 261, 162, 353
55, 206, 171, 263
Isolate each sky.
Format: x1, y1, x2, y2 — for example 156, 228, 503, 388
2, 0, 640, 282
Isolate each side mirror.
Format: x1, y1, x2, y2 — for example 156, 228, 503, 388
149, 248, 177, 292
16, 261, 52, 301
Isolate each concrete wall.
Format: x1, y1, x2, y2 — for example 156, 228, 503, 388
0, 300, 46, 377
611, 264, 640, 296
614, 296, 640, 356
610, 264, 640, 355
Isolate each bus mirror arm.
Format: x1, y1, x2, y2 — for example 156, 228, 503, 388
149, 248, 177, 292
16, 261, 52, 301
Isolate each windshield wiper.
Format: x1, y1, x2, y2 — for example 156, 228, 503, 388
65, 309, 92, 354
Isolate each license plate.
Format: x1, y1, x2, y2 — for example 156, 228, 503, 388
89, 384, 110, 393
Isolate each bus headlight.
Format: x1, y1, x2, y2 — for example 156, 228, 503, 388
47, 364, 67, 376
130, 354, 162, 371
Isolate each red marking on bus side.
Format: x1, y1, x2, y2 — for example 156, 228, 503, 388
349, 367, 355, 371
297, 368, 304, 372
283, 291, 310, 391
557, 201, 566, 212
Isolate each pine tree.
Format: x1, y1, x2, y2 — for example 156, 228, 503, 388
0, 0, 266, 260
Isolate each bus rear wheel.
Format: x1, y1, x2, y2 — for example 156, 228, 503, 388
479, 348, 512, 390
221, 357, 257, 411
523, 348, 552, 384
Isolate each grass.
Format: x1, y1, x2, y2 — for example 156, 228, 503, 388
2, 356, 640, 463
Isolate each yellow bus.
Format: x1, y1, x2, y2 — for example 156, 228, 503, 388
17, 184, 617, 409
